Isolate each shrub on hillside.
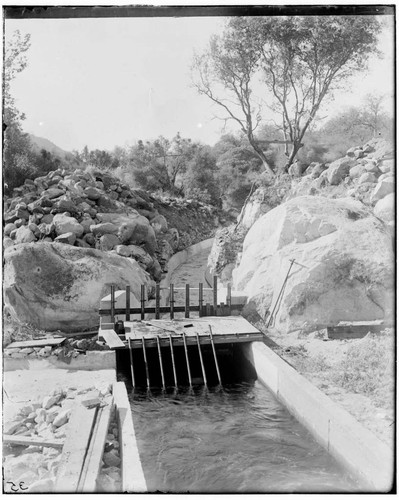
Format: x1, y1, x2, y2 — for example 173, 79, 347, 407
332, 330, 394, 405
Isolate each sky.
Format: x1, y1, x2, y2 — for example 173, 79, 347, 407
5, 12, 395, 153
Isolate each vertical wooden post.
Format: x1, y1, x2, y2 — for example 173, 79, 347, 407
199, 283, 203, 318
227, 283, 232, 314
125, 285, 130, 321
110, 285, 115, 324
170, 284, 174, 320
206, 303, 211, 317
140, 285, 145, 320
185, 284, 190, 318
155, 284, 160, 319
213, 275, 218, 312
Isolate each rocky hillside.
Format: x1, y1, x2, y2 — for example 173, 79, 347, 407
3, 167, 228, 332
209, 138, 394, 334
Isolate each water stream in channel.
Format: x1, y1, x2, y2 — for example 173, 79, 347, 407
123, 248, 362, 493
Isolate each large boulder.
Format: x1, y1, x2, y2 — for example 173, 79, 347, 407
3, 242, 153, 332
233, 196, 394, 333
53, 214, 84, 238
370, 176, 394, 205
118, 218, 157, 254
374, 193, 395, 225
326, 157, 355, 185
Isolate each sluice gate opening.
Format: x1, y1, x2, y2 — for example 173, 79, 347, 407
98, 278, 262, 388
117, 342, 257, 388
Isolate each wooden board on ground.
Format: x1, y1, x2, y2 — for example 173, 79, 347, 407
327, 323, 390, 340
77, 399, 114, 493
55, 405, 97, 493
3, 434, 64, 449
6, 337, 66, 349
99, 328, 125, 348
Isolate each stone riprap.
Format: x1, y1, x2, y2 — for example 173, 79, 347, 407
3, 167, 225, 284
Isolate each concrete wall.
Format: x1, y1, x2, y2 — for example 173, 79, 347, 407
161, 237, 215, 288
113, 382, 147, 493
3, 351, 116, 372
243, 342, 394, 492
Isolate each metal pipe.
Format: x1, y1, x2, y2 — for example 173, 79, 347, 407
209, 325, 222, 385
195, 333, 207, 386
182, 331, 192, 387
185, 284, 190, 318
156, 335, 166, 390
170, 284, 174, 320
155, 284, 160, 319
213, 275, 218, 311
140, 285, 145, 320
110, 285, 115, 323
142, 338, 150, 389
198, 283, 203, 317
128, 337, 135, 388
125, 285, 131, 321
169, 334, 178, 388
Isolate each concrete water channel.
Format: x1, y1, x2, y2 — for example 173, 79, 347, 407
118, 246, 365, 493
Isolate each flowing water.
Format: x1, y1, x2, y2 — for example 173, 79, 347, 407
125, 248, 362, 493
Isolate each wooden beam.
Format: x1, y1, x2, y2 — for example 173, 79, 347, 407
77, 400, 114, 493
6, 337, 66, 349
55, 405, 98, 493
99, 329, 125, 348
327, 323, 389, 340
3, 434, 64, 449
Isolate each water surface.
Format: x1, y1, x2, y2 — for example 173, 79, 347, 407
130, 382, 361, 493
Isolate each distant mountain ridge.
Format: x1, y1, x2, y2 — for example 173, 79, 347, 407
28, 134, 74, 160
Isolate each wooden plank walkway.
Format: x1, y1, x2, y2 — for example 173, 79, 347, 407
99, 316, 263, 350
100, 329, 125, 348
6, 337, 66, 349
55, 406, 98, 492
3, 434, 64, 449
77, 399, 114, 493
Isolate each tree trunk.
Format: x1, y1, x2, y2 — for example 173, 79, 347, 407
248, 137, 275, 176
284, 140, 303, 172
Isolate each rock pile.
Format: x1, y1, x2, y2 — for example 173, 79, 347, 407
290, 138, 394, 228
3, 167, 221, 282
3, 384, 118, 493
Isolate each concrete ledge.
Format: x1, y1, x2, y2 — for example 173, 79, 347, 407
113, 382, 147, 493
3, 351, 116, 372
243, 342, 394, 492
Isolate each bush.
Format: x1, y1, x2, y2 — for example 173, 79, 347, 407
332, 330, 394, 405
